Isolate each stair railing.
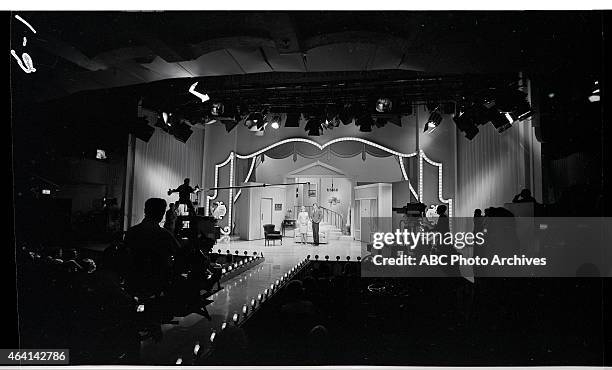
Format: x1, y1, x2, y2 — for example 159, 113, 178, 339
293, 205, 344, 232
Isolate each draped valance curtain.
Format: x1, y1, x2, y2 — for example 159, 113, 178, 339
263, 141, 394, 160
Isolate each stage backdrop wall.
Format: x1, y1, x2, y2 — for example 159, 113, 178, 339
127, 94, 541, 226
127, 125, 205, 227
203, 106, 459, 226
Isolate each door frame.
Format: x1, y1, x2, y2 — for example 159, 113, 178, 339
354, 196, 377, 242
259, 197, 273, 239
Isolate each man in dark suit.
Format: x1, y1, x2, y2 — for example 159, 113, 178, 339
168, 178, 198, 215
124, 198, 180, 297
311, 203, 323, 246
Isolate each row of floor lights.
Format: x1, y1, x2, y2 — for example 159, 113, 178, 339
219, 251, 262, 275
230, 256, 310, 325
179, 252, 267, 364
178, 255, 311, 365
183, 325, 219, 364
312, 255, 362, 261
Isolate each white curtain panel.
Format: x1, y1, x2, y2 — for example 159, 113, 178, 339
456, 123, 534, 217
130, 128, 205, 226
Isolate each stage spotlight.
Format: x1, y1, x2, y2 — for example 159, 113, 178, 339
339, 103, 356, 125
356, 114, 373, 132
376, 98, 393, 113
453, 109, 480, 140
488, 109, 515, 133
305, 117, 323, 136
322, 119, 331, 130
266, 113, 282, 129
493, 89, 534, 122
256, 116, 268, 130
424, 109, 443, 134
323, 105, 340, 128
453, 102, 492, 140
156, 112, 173, 131
211, 103, 224, 116
245, 112, 264, 131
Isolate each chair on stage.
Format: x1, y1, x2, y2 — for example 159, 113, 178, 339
263, 224, 282, 246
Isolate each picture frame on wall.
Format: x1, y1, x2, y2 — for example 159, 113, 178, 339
308, 189, 317, 197
275, 203, 282, 211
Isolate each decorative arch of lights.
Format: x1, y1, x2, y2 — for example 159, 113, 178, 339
207, 137, 453, 228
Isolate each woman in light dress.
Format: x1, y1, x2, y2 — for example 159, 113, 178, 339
297, 206, 310, 244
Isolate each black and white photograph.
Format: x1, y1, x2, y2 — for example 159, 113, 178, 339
7, 5, 610, 369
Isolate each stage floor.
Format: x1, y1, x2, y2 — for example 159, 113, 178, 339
140, 237, 363, 364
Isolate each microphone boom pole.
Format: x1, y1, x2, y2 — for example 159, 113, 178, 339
207, 182, 311, 191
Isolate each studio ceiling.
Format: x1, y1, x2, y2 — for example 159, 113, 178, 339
10, 11, 602, 102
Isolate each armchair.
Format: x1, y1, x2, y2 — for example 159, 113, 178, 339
263, 224, 282, 246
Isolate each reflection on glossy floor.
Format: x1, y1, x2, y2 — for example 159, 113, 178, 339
140, 238, 363, 364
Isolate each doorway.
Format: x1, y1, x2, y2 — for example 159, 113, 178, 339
355, 198, 377, 243
260, 197, 273, 239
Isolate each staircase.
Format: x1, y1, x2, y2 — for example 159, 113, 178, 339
294, 205, 345, 241
319, 221, 343, 240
